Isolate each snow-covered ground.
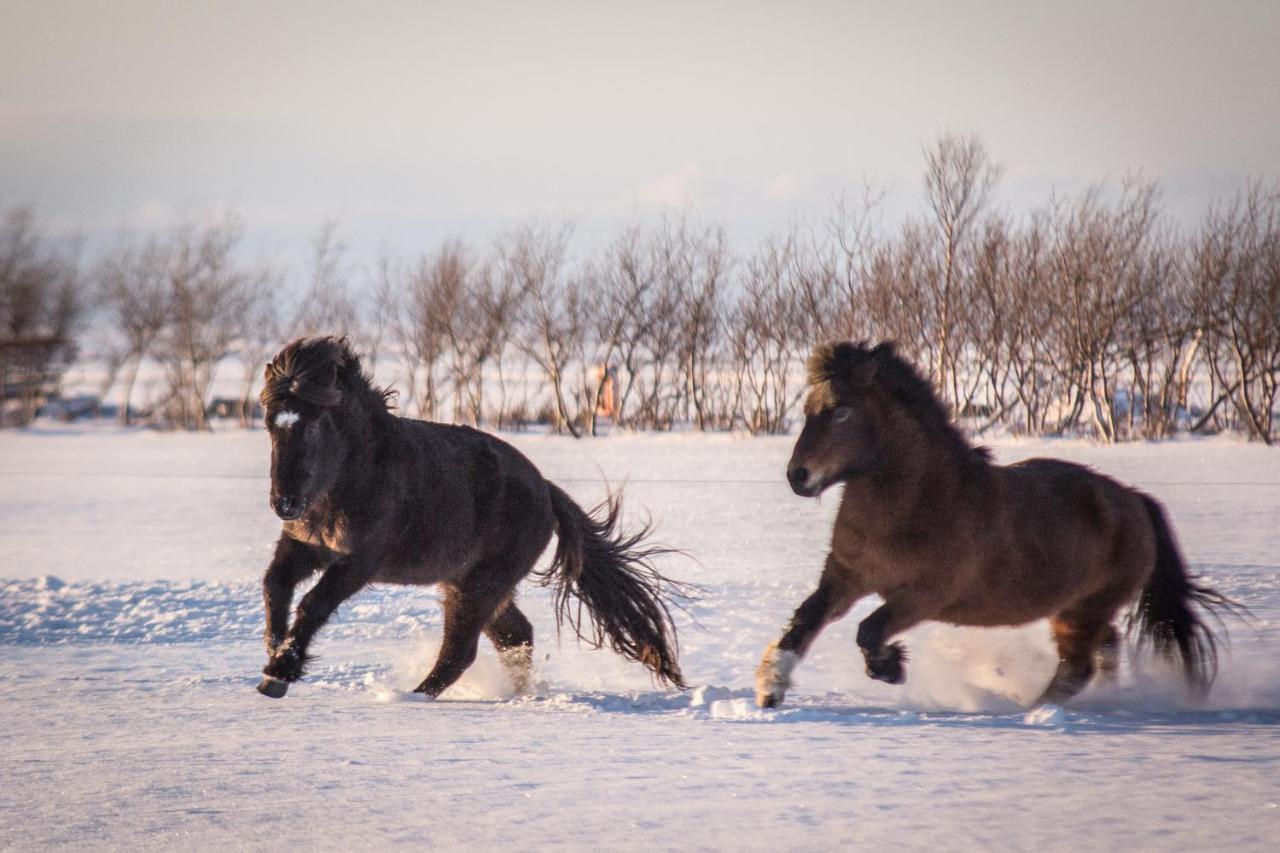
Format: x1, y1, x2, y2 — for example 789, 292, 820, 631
1, 426, 1278, 850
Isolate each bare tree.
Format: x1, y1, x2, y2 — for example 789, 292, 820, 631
152, 216, 259, 430
402, 241, 467, 420
661, 219, 729, 430
1117, 230, 1196, 438
236, 271, 285, 427
630, 223, 686, 431
1041, 180, 1161, 442
999, 215, 1060, 434
813, 183, 883, 342
507, 222, 582, 436
443, 253, 525, 427
588, 225, 657, 432
920, 133, 1002, 407
290, 221, 358, 340
371, 251, 414, 409
1193, 183, 1280, 443
727, 237, 804, 434
96, 236, 172, 424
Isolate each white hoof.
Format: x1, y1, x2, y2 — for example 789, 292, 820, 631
755, 643, 800, 709
1023, 704, 1066, 726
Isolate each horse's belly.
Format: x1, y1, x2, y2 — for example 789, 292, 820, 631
937, 598, 1053, 628
936, 563, 1087, 627
372, 558, 455, 586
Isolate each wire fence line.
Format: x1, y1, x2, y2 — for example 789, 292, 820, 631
3, 469, 1279, 488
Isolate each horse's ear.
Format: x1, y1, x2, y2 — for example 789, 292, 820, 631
849, 341, 895, 386
873, 341, 896, 360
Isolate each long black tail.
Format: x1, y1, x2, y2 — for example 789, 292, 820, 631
1130, 494, 1238, 694
538, 482, 690, 688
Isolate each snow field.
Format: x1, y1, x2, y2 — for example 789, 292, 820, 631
1, 427, 1278, 850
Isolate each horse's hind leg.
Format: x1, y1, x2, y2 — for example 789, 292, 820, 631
413, 570, 518, 699
1093, 624, 1121, 683
485, 600, 534, 694
1035, 615, 1109, 706
756, 555, 864, 708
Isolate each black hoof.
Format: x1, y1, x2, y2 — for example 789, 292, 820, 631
865, 642, 907, 684
257, 676, 289, 698
263, 645, 308, 682
758, 693, 780, 709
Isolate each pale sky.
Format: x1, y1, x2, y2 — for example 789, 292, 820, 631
2, 0, 1278, 260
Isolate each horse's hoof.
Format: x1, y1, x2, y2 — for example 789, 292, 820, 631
754, 644, 797, 710
865, 643, 907, 684
257, 676, 289, 698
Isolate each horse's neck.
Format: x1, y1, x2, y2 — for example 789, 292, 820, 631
333, 410, 393, 500
845, 442, 968, 528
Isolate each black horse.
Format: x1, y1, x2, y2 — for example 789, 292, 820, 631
255, 337, 687, 699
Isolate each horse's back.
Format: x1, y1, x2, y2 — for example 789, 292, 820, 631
370, 419, 555, 584
983, 457, 1156, 607
1002, 457, 1148, 535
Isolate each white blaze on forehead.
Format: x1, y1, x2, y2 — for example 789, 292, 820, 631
273, 410, 301, 429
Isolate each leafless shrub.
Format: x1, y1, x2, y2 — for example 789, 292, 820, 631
96, 235, 171, 424
727, 237, 804, 434
290, 221, 359, 340
22, 137, 1280, 445
1039, 180, 1161, 442
506, 222, 583, 436
1192, 183, 1280, 443
400, 240, 467, 420
920, 133, 1002, 408
151, 215, 261, 430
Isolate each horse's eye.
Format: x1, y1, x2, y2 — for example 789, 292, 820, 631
832, 406, 853, 423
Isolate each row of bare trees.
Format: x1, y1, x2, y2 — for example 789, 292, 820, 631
856, 141, 1279, 445
5, 135, 1279, 441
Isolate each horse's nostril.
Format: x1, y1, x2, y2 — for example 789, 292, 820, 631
272, 495, 300, 518
788, 466, 810, 487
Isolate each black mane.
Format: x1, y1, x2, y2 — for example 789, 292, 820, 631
260, 336, 393, 412
807, 340, 990, 463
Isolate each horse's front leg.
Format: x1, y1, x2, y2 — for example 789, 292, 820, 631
258, 556, 376, 698
756, 555, 864, 708
855, 598, 929, 685
262, 535, 330, 657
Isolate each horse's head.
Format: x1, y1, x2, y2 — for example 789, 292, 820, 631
260, 337, 356, 520
786, 341, 898, 497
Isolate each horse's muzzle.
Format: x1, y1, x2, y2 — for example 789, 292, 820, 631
787, 465, 822, 497
271, 495, 305, 520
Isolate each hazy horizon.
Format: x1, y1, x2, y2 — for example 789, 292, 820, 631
3, 0, 1278, 263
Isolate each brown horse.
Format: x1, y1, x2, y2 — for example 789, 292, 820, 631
756, 341, 1233, 709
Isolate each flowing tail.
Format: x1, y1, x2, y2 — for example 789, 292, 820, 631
1130, 494, 1238, 694
538, 482, 690, 688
